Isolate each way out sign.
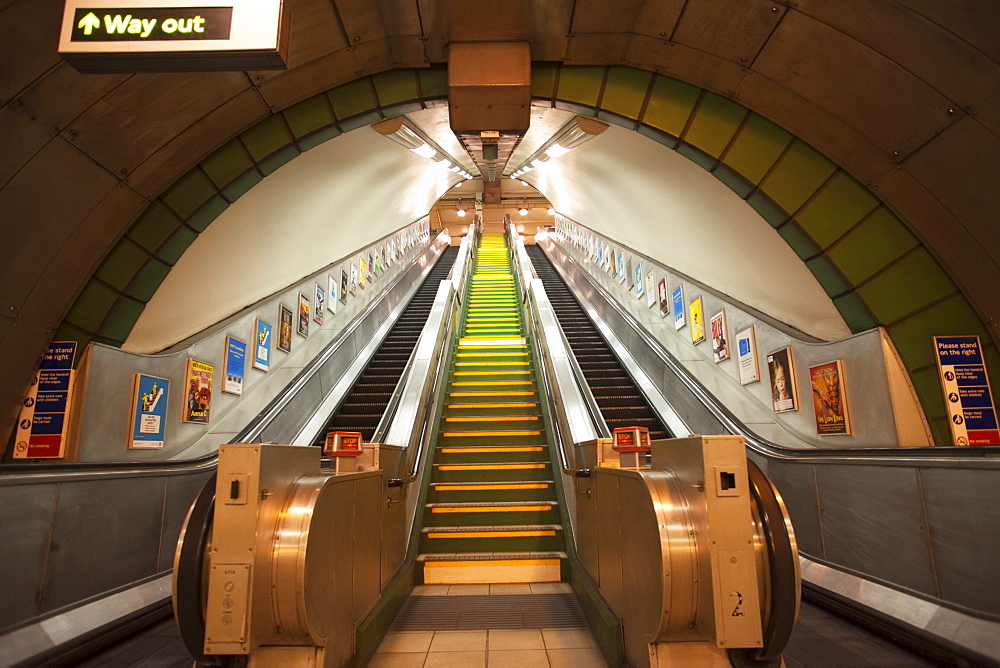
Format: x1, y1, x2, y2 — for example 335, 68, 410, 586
934, 335, 1000, 445
58, 0, 289, 72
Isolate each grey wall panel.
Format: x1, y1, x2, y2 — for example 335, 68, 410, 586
765, 461, 824, 558
816, 465, 938, 598
920, 467, 1000, 614
595, 473, 624, 613
0, 484, 57, 629
41, 477, 165, 612
353, 475, 383, 619
157, 471, 214, 572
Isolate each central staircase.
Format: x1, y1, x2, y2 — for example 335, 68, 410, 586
417, 233, 568, 584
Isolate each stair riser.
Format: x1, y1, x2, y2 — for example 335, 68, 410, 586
419, 535, 565, 553
432, 466, 553, 483
423, 509, 559, 527
427, 487, 555, 503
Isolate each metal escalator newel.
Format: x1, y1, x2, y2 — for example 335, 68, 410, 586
612, 426, 651, 468
324, 431, 363, 473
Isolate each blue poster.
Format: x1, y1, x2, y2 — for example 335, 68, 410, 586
223, 337, 247, 395
130, 374, 169, 448
672, 287, 685, 330
253, 319, 272, 372
934, 335, 999, 445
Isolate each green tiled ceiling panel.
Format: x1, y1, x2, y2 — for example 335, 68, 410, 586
601, 67, 651, 119
156, 226, 198, 266
683, 93, 746, 158
927, 420, 952, 447
186, 196, 228, 232
826, 207, 919, 285
859, 248, 957, 324
556, 66, 604, 107
777, 221, 820, 260
125, 259, 171, 302
221, 170, 263, 202
258, 145, 300, 176
796, 172, 880, 248
832, 292, 878, 332
201, 140, 253, 188
284, 94, 335, 139
531, 63, 559, 99
908, 365, 947, 420
53, 322, 91, 350
887, 293, 988, 371
806, 255, 852, 297
713, 163, 754, 198
419, 66, 448, 98
642, 76, 699, 136
328, 78, 376, 120
160, 170, 216, 220
748, 192, 790, 228
724, 114, 792, 185
127, 202, 180, 253
373, 69, 419, 106
240, 115, 292, 162
99, 296, 145, 343
297, 126, 342, 152
759, 140, 837, 215
676, 142, 714, 170
65, 280, 118, 332
94, 240, 148, 291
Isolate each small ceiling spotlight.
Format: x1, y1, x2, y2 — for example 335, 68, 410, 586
520, 180, 528, 187
518, 204, 529, 216
547, 207, 555, 215
456, 200, 467, 217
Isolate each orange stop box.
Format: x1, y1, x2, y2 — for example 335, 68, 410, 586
613, 426, 651, 452
324, 431, 362, 457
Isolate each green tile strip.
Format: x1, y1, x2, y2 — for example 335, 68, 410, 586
59, 64, 989, 445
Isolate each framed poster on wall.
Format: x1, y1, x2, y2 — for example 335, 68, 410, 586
672, 286, 685, 329
710, 310, 730, 362
328, 275, 338, 314
297, 293, 309, 337
645, 271, 655, 308
182, 359, 213, 424
736, 326, 760, 385
222, 337, 246, 395
689, 297, 706, 345
810, 360, 851, 435
253, 319, 272, 371
129, 374, 168, 449
278, 305, 292, 353
767, 347, 798, 413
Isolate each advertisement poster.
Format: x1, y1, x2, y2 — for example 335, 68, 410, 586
359, 257, 367, 290
183, 359, 213, 423
328, 275, 338, 314
810, 360, 851, 435
313, 283, 325, 325
657, 279, 670, 318
278, 305, 292, 353
672, 286, 685, 329
645, 271, 656, 308
223, 337, 246, 395
934, 335, 1000, 445
374, 249, 382, 277
689, 297, 706, 344
13, 341, 77, 459
130, 374, 168, 448
767, 347, 798, 413
253, 319, 272, 371
710, 310, 730, 362
367, 252, 375, 283
632, 261, 642, 294
340, 269, 349, 303
736, 326, 760, 385
617, 252, 626, 283
609, 248, 617, 276
297, 293, 310, 337
349, 264, 358, 296
603, 243, 611, 271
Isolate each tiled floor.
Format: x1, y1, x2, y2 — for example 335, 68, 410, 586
371, 583, 608, 667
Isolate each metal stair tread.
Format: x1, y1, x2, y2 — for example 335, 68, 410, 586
422, 524, 562, 533
417, 551, 568, 562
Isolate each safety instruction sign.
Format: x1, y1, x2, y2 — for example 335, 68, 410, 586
130, 374, 169, 448
14, 342, 78, 459
934, 336, 1000, 445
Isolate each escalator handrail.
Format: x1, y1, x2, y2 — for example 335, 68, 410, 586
542, 236, 1000, 466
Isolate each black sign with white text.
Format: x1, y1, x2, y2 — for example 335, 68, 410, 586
71, 7, 233, 41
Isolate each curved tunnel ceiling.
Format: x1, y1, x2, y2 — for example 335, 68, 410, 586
1, 1, 999, 449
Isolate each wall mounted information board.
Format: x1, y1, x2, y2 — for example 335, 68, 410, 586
934, 335, 1000, 445
58, 0, 289, 72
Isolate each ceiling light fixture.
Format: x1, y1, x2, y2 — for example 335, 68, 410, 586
372, 116, 474, 180
456, 200, 467, 217
507, 115, 609, 180
518, 202, 529, 216
547, 207, 555, 215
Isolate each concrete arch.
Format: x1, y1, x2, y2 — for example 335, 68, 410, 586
45, 64, 992, 446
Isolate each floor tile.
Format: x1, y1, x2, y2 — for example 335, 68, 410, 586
541, 628, 598, 649
447, 584, 489, 595
423, 650, 486, 667
546, 647, 608, 667
430, 630, 487, 652
488, 648, 550, 667
378, 631, 434, 653
367, 652, 428, 667
490, 583, 532, 595
412, 585, 450, 596
529, 582, 572, 594
488, 628, 544, 650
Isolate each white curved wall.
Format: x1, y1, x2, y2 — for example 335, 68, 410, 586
126, 126, 458, 353
527, 123, 851, 341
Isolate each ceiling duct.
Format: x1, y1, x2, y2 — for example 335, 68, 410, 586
449, 41, 530, 203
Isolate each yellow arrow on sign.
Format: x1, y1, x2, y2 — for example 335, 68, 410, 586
77, 12, 100, 35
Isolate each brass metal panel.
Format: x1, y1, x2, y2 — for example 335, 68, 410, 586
335, 0, 389, 45
594, 471, 623, 613
378, 0, 424, 37
353, 474, 383, 621
41, 477, 164, 612
624, 37, 746, 100
617, 472, 664, 655
574, 475, 599, 579
762, 461, 824, 558
565, 33, 630, 65
914, 467, 1000, 615
254, 48, 363, 112
753, 11, 955, 159
0, 319, 52, 456
632, 0, 684, 40
62, 71, 251, 175
897, 0, 1000, 63
158, 471, 215, 571
449, 42, 531, 133
0, 0, 63, 102
815, 464, 938, 598
570, 0, 643, 34
351, 37, 395, 76
0, 483, 57, 628
127, 89, 270, 198
672, 0, 785, 65
254, 0, 348, 82
388, 35, 430, 68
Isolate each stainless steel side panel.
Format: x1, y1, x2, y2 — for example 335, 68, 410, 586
0, 483, 57, 628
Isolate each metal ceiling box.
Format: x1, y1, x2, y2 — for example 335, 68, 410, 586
448, 42, 531, 133
58, 0, 290, 72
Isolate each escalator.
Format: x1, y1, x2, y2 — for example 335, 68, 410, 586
313, 245, 458, 443
525, 244, 669, 440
